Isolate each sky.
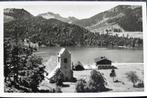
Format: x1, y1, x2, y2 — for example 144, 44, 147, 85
24, 4, 117, 19
3, 2, 120, 19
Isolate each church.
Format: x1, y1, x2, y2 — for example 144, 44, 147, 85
47, 48, 73, 81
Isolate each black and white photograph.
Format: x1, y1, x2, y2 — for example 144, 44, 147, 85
1, 1, 147, 97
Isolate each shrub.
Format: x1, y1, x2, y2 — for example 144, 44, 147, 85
49, 68, 64, 86
134, 80, 144, 88
126, 71, 139, 87
56, 76, 63, 86
70, 77, 77, 82
75, 70, 107, 92
87, 70, 107, 92
54, 86, 62, 93
75, 79, 87, 92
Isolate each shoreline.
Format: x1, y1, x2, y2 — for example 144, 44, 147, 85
38, 46, 143, 50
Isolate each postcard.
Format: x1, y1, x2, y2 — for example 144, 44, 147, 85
0, 1, 146, 97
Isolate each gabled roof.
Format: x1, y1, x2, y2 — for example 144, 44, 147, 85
59, 48, 66, 55
95, 56, 111, 62
58, 48, 71, 57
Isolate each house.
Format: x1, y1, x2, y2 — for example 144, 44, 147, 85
47, 48, 73, 82
95, 56, 112, 65
95, 56, 114, 69
72, 61, 84, 71
24, 38, 39, 51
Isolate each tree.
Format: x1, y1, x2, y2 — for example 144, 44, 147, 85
110, 69, 116, 82
4, 39, 12, 81
126, 71, 139, 87
4, 38, 46, 92
56, 71, 64, 86
5, 12, 143, 48
20, 55, 45, 92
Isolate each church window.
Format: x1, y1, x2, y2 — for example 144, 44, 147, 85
64, 58, 67, 63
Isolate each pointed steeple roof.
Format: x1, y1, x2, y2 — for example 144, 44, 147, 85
58, 48, 70, 57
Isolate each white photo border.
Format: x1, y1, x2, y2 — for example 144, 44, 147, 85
0, 1, 146, 97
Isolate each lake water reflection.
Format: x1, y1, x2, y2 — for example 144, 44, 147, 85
36, 47, 143, 64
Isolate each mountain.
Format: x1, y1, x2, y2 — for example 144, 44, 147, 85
4, 8, 143, 48
73, 5, 142, 33
38, 12, 79, 23
4, 8, 91, 47
4, 8, 33, 23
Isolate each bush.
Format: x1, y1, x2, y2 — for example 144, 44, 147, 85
75, 70, 107, 92
75, 79, 87, 92
87, 70, 107, 92
126, 71, 139, 87
134, 80, 144, 88
54, 86, 62, 93
49, 68, 64, 86
70, 77, 77, 82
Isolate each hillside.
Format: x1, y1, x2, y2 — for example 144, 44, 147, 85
4, 8, 143, 48
4, 8, 33, 23
38, 12, 79, 23
4, 8, 92, 47
73, 5, 142, 33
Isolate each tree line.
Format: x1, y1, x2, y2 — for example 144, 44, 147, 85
4, 17, 143, 49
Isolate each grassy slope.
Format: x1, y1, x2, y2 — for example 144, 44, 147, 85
61, 63, 144, 92
40, 60, 144, 93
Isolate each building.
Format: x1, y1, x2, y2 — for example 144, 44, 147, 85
95, 56, 113, 69
57, 48, 73, 81
72, 61, 84, 71
24, 38, 39, 50
47, 48, 73, 82
95, 56, 112, 65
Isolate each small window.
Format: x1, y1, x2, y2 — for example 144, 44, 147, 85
64, 58, 67, 63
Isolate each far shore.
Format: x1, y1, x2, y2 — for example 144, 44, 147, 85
38, 46, 143, 50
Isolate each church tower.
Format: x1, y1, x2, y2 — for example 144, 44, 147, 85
57, 48, 73, 81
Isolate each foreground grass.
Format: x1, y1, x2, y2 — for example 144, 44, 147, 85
61, 63, 144, 92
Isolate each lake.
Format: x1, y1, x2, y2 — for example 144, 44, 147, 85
35, 47, 143, 64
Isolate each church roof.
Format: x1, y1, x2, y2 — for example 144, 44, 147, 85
59, 48, 66, 55
58, 48, 70, 57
